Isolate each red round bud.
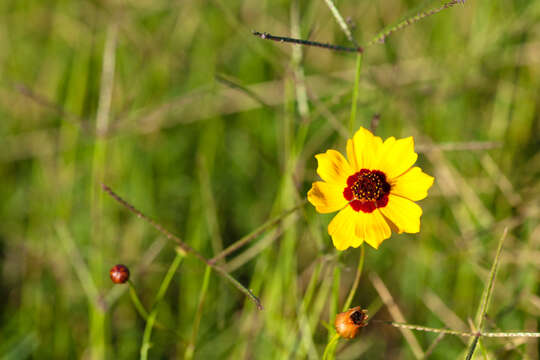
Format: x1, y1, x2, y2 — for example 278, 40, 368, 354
334, 307, 369, 339
109, 264, 130, 284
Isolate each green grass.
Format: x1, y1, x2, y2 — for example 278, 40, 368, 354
1, 0, 540, 359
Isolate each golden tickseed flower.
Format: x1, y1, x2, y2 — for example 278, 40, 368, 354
335, 307, 369, 339
307, 127, 434, 250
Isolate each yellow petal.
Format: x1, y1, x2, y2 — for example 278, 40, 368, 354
391, 167, 434, 201
346, 139, 356, 170
308, 181, 347, 214
355, 210, 391, 249
328, 206, 363, 250
377, 136, 418, 179
315, 149, 353, 185
379, 194, 422, 234
347, 127, 383, 171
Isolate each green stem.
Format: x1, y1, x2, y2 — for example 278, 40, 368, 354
185, 266, 212, 360
329, 264, 341, 342
140, 253, 184, 360
322, 333, 341, 360
128, 281, 149, 319
342, 244, 365, 312
349, 53, 363, 134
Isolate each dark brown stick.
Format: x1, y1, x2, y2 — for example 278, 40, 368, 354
253, 31, 363, 53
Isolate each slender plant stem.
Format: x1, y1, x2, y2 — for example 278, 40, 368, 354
464, 336, 480, 360
374, 320, 540, 338
128, 279, 185, 342
128, 281, 149, 319
342, 244, 365, 312
329, 265, 341, 340
349, 54, 363, 134
476, 228, 507, 329
424, 332, 446, 359
140, 253, 184, 360
466, 227, 508, 359
210, 201, 306, 264
185, 266, 212, 360
366, 0, 465, 47
322, 0, 359, 47
323, 264, 342, 359
101, 184, 262, 310
140, 313, 157, 360
322, 333, 340, 360
321, 246, 365, 360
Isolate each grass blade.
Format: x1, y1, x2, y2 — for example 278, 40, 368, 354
465, 227, 508, 359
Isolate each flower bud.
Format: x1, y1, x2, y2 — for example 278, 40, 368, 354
334, 307, 369, 339
109, 264, 130, 284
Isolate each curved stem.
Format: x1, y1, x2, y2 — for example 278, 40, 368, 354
140, 253, 184, 360
342, 244, 365, 312
322, 333, 341, 360
128, 281, 149, 319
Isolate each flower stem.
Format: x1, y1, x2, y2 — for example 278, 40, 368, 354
128, 281, 149, 320
322, 333, 341, 360
349, 53, 363, 134
342, 244, 365, 312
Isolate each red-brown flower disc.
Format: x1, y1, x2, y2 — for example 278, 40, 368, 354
109, 264, 130, 284
334, 306, 369, 339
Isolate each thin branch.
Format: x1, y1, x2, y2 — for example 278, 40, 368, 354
423, 333, 446, 359
252, 31, 363, 53
366, 0, 465, 47
215, 74, 269, 107
101, 183, 262, 310
13, 83, 88, 132
209, 201, 306, 264
374, 321, 540, 338
322, 0, 359, 47
370, 272, 424, 359
464, 336, 480, 360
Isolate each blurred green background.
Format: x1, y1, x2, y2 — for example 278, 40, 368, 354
1, 0, 539, 359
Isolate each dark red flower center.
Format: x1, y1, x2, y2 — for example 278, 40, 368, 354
343, 169, 391, 213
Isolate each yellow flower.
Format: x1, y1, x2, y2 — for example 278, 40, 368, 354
307, 127, 434, 250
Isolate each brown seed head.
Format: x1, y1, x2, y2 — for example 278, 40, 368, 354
334, 307, 369, 339
109, 264, 130, 284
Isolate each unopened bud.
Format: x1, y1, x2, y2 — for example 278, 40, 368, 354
109, 264, 130, 284
334, 307, 369, 339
